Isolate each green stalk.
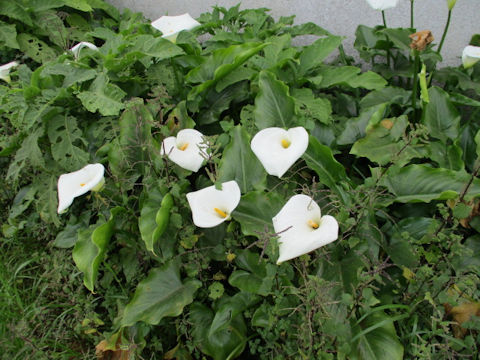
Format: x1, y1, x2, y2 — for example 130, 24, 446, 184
338, 44, 351, 66
411, 50, 420, 121
410, 0, 414, 28
382, 10, 391, 68
437, 9, 452, 54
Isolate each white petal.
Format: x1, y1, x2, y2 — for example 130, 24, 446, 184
462, 46, 480, 69
0, 61, 19, 82
161, 129, 206, 172
151, 13, 200, 42
273, 194, 339, 263
366, 0, 399, 10
251, 127, 309, 178
70, 42, 98, 59
186, 181, 241, 228
57, 164, 105, 213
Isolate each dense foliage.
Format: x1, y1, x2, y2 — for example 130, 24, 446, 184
1, 0, 480, 359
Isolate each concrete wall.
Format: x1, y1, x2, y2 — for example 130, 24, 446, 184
106, 0, 480, 66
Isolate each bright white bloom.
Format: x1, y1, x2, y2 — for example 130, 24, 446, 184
366, 0, 400, 10
57, 163, 105, 213
186, 181, 241, 228
161, 129, 206, 172
0, 61, 19, 83
462, 46, 480, 69
251, 127, 309, 178
273, 194, 339, 264
151, 13, 200, 42
70, 42, 98, 59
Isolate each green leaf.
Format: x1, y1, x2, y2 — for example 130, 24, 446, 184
381, 165, 480, 203
53, 211, 90, 248
337, 104, 387, 146
254, 70, 296, 129
131, 35, 184, 60
72, 207, 123, 292
35, 174, 61, 226
291, 88, 332, 125
303, 136, 349, 200
360, 87, 410, 109
422, 86, 460, 142
7, 126, 45, 181
313, 66, 387, 90
228, 250, 276, 296
298, 35, 344, 76
41, 62, 97, 88
217, 125, 266, 193
186, 42, 265, 97
47, 114, 89, 171
381, 28, 413, 50
232, 191, 284, 237
350, 115, 425, 166
121, 260, 201, 326
17, 33, 57, 63
77, 74, 126, 116
0, 2, 32, 26
350, 311, 404, 360
0, 22, 19, 49
138, 187, 168, 253
428, 141, 464, 171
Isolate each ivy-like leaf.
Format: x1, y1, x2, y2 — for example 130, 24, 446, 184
217, 125, 266, 193
17, 33, 57, 63
77, 74, 126, 116
72, 207, 124, 292
47, 114, 89, 171
121, 259, 201, 326
7, 126, 45, 181
254, 70, 296, 129
0, 21, 19, 49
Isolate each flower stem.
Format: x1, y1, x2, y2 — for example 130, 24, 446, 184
382, 11, 391, 68
338, 44, 351, 66
410, 0, 414, 28
411, 50, 420, 120
437, 9, 452, 55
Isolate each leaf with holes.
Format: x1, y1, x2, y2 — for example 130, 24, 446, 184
77, 74, 126, 116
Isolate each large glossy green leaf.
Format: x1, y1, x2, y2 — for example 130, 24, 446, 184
232, 191, 284, 237
350, 311, 404, 360
313, 66, 387, 90
337, 104, 387, 145
360, 87, 410, 109
351, 116, 426, 166
422, 86, 460, 142
254, 70, 296, 129
77, 74, 126, 116
217, 126, 266, 193
131, 35, 184, 59
228, 250, 276, 296
121, 260, 201, 327
298, 35, 344, 76
190, 302, 247, 360
186, 42, 265, 97
138, 187, 164, 253
303, 136, 349, 202
381, 165, 480, 203
72, 207, 124, 292
291, 88, 332, 125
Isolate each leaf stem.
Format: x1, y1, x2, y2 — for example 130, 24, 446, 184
382, 11, 391, 68
437, 10, 452, 55
338, 44, 351, 66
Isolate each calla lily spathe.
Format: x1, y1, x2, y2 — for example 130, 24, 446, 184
462, 46, 480, 69
70, 42, 98, 59
161, 129, 206, 172
366, 0, 400, 10
57, 163, 105, 213
151, 13, 200, 42
186, 181, 241, 228
251, 127, 309, 178
273, 194, 339, 264
0, 61, 19, 83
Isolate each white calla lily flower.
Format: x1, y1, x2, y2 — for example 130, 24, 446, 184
462, 46, 480, 69
366, 0, 400, 10
0, 61, 19, 83
273, 194, 339, 264
57, 163, 105, 214
251, 127, 309, 178
70, 42, 98, 59
186, 181, 241, 228
161, 129, 206, 172
151, 13, 201, 42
